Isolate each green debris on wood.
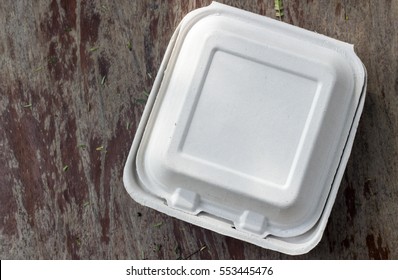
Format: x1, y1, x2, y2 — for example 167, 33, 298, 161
64, 26, 72, 33
153, 243, 162, 252
77, 144, 87, 149
33, 66, 43, 72
275, 0, 284, 20
63, 165, 69, 172
174, 245, 182, 260
135, 98, 147, 105
127, 41, 132, 51
153, 222, 163, 228
100, 5, 109, 12
23, 103, 32, 108
48, 56, 58, 65
83, 201, 90, 208
96, 145, 104, 151
184, 244, 207, 259
89, 46, 99, 52
135, 90, 150, 105
101, 75, 106, 85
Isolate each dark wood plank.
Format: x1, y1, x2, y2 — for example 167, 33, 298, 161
0, 0, 397, 259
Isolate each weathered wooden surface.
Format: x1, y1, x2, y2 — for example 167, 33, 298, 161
1, 0, 397, 259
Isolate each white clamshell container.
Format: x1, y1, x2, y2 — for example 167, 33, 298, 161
123, 2, 367, 255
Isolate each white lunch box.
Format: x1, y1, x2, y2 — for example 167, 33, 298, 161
123, 2, 367, 255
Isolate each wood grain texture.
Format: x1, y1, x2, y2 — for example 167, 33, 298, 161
0, 0, 397, 259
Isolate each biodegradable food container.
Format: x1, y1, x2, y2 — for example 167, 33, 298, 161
123, 2, 367, 255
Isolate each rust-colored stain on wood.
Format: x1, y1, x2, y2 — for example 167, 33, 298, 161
1, 0, 397, 259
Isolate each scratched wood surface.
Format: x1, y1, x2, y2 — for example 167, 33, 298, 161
1, 0, 397, 259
